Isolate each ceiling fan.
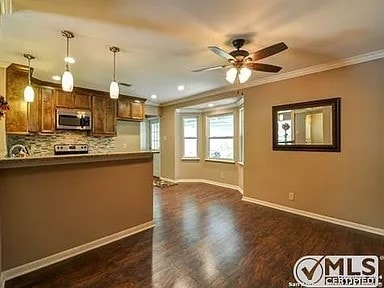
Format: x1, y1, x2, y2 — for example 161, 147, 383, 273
192, 39, 288, 84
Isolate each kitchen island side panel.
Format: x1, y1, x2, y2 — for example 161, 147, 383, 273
0, 158, 153, 270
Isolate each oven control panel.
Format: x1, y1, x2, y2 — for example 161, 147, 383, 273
54, 144, 89, 155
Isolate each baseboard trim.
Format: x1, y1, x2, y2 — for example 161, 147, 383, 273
242, 196, 384, 236
0, 272, 4, 288
2, 221, 155, 282
161, 177, 243, 195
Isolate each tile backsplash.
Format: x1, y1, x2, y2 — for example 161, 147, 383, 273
7, 131, 115, 156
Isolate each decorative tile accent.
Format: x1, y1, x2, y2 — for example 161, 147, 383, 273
7, 131, 115, 156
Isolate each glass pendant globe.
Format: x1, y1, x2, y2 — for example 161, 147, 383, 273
62, 70, 74, 92
24, 85, 34, 102
225, 67, 238, 84
239, 67, 252, 83
109, 81, 119, 99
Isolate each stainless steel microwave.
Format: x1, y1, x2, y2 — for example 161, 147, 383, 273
56, 108, 92, 131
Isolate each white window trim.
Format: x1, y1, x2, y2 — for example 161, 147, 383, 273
206, 112, 234, 162
239, 107, 244, 164
182, 115, 199, 159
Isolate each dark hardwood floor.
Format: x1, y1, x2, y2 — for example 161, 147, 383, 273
6, 183, 384, 288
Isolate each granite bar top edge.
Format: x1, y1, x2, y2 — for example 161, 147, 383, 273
0, 151, 154, 169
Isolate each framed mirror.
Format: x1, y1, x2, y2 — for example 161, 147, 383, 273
272, 98, 340, 152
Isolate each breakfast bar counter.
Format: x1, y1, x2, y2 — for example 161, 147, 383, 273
0, 152, 154, 278
0, 151, 153, 169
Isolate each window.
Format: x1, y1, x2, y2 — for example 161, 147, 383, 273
207, 114, 234, 161
239, 107, 244, 163
182, 116, 198, 158
150, 120, 160, 151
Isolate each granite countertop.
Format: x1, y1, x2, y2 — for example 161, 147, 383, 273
0, 151, 154, 169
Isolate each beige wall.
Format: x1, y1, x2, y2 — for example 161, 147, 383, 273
244, 59, 384, 229
0, 67, 6, 158
114, 120, 140, 151
0, 159, 153, 270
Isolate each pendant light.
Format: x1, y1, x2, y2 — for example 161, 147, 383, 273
109, 46, 120, 99
23, 53, 35, 103
61, 30, 74, 92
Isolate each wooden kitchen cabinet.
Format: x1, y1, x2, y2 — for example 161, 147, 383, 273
40, 87, 56, 133
92, 95, 116, 136
117, 98, 145, 121
56, 90, 91, 110
56, 90, 73, 108
73, 92, 91, 109
130, 102, 144, 120
5, 64, 40, 134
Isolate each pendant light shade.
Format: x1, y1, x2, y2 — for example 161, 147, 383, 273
23, 53, 35, 103
225, 67, 237, 84
239, 67, 252, 83
61, 30, 74, 92
62, 69, 74, 92
109, 46, 120, 99
109, 81, 119, 99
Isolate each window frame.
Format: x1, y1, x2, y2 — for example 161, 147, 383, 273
181, 115, 199, 160
206, 113, 235, 162
238, 107, 244, 165
149, 119, 160, 151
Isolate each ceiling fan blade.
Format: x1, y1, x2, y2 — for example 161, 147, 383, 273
246, 63, 282, 73
208, 46, 236, 61
248, 42, 288, 61
119, 82, 132, 87
192, 64, 230, 72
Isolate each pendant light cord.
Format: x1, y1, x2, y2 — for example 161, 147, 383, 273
66, 36, 70, 71
28, 58, 31, 85
113, 51, 116, 81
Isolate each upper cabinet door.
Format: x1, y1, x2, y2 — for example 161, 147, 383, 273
40, 87, 55, 133
73, 92, 91, 110
130, 102, 144, 120
117, 98, 131, 119
92, 95, 116, 136
27, 85, 40, 133
5, 64, 29, 134
56, 90, 73, 108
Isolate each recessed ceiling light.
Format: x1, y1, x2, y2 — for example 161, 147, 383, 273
151, 94, 157, 99
177, 85, 185, 91
208, 103, 214, 107
52, 75, 61, 81
64, 56, 75, 64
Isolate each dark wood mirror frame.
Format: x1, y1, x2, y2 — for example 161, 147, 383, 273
272, 97, 341, 152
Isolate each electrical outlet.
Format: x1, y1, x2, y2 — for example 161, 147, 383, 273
220, 172, 224, 179
288, 192, 295, 201
123, 143, 127, 149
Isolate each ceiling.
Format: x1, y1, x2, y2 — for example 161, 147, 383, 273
1, 0, 384, 104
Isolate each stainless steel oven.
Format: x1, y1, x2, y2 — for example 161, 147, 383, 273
56, 108, 92, 131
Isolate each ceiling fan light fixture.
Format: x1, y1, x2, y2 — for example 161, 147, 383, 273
23, 53, 35, 102
239, 67, 252, 83
109, 81, 119, 99
225, 67, 237, 84
61, 30, 75, 92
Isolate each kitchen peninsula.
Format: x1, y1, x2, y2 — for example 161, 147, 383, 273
0, 151, 154, 280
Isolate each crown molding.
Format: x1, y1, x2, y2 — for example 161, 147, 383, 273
162, 49, 384, 107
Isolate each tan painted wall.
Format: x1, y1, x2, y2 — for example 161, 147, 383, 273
0, 159, 153, 270
244, 59, 384, 229
114, 120, 141, 151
